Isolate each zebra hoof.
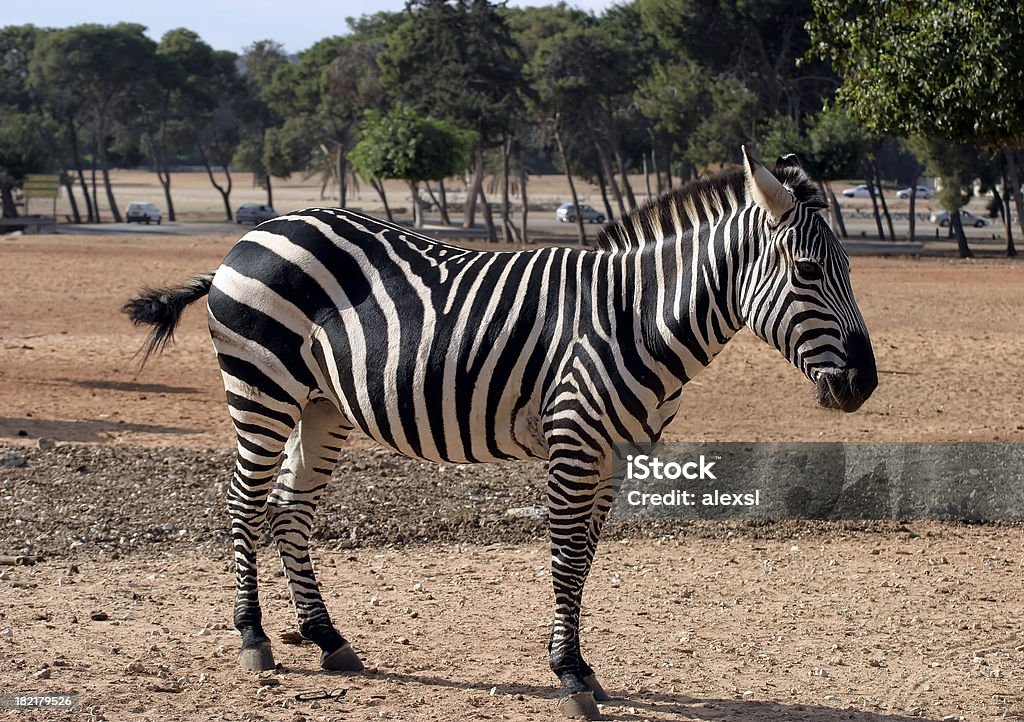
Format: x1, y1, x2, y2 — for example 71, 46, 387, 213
557, 690, 602, 720
238, 641, 275, 671
321, 643, 364, 672
584, 674, 611, 702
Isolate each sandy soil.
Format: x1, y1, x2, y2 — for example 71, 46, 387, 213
1, 232, 1023, 721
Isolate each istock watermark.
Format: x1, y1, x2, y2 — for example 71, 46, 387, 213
610, 442, 1024, 521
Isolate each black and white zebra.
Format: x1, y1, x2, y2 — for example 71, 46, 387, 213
125, 148, 876, 719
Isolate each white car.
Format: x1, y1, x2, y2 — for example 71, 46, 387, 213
125, 202, 162, 224
930, 209, 988, 228
896, 186, 934, 199
841, 184, 880, 198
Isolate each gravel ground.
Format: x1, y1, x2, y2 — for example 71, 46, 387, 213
0, 443, 934, 562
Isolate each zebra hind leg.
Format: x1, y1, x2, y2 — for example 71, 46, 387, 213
268, 398, 363, 672
229, 400, 299, 672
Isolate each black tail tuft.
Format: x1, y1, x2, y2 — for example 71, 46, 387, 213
122, 271, 216, 366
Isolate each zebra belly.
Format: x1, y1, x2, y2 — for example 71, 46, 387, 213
310, 311, 551, 465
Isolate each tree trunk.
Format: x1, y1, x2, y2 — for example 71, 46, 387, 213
337, 147, 347, 208
999, 161, 1017, 257
501, 138, 513, 244
824, 181, 848, 239
595, 163, 614, 222
437, 179, 451, 226
408, 180, 423, 228
865, 173, 885, 240
96, 119, 122, 223
477, 183, 497, 243
907, 185, 916, 243
614, 146, 637, 211
591, 132, 625, 217
199, 145, 233, 221
518, 144, 529, 244
68, 121, 94, 222
265, 175, 273, 210
872, 160, 895, 240
1003, 148, 1024, 241
554, 120, 586, 246
61, 172, 81, 223
156, 168, 175, 222
665, 146, 674, 190
463, 146, 484, 229
370, 177, 392, 221
643, 155, 652, 202
950, 206, 973, 258
1, 186, 17, 218
90, 154, 101, 223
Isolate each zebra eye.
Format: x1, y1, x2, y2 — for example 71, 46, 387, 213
795, 260, 823, 281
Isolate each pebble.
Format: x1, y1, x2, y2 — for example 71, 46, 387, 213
126, 660, 146, 674
36, 438, 56, 451
90, 611, 109, 621
32, 668, 51, 680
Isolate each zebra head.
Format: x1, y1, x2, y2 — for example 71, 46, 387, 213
739, 147, 877, 412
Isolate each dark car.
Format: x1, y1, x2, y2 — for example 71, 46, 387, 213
236, 203, 278, 225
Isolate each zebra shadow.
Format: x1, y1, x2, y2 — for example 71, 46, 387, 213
0, 416, 197, 442
285, 668, 940, 721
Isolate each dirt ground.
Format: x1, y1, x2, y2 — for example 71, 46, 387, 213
1, 232, 1023, 721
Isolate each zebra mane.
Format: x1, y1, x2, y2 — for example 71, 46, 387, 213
593, 165, 827, 251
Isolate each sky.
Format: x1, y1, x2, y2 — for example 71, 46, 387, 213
7, 0, 622, 55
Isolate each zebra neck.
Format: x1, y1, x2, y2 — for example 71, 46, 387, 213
619, 201, 752, 385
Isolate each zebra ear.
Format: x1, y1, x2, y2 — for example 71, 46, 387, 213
742, 145, 795, 225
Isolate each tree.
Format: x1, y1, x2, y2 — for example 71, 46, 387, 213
808, 0, 1024, 256
379, 0, 525, 231
29, 24, 157, 223
235, 40, 289, 208
0, 110, 57, 217
349, 104, 475, 228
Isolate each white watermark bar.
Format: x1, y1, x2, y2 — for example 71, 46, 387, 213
610, 443, 1024, 521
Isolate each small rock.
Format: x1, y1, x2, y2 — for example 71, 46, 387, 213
33, 668, 51, 680
742, 690, 753, 699
36, 437, 56, 450
370, 596, 380, 607
412, 582, 422, 592
1, 453, 27, 468
90, 611, 109, 621
0, 628, 12, 641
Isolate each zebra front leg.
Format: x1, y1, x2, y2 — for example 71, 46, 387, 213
546, 450, 614, 720
229, 407, 297, 672
268, 399, 363, 672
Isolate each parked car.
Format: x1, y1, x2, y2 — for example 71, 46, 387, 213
236, 203, 278, 225
555, 203, 605, 224
841, 184, 881, 198
125, 202, 162, 224
896, 185, 934, 199
930, 209, 988, 228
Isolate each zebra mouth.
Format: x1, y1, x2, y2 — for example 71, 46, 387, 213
814, 369, 868, 413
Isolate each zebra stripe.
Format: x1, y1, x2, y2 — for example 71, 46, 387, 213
124, 150, 876, 717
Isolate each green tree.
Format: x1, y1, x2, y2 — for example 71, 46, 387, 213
0, 109, 57, 217
379, 0, 524, 231
808, 0, 1024, 256
29, 24, 157, 223
349, 105, 475, 228
235, 40, 289, 209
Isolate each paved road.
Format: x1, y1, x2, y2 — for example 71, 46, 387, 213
50, 209, 1007, 257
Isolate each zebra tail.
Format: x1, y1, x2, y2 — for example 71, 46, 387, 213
122, 271, 217, 366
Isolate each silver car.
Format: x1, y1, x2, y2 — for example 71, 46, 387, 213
236, 203, 278, 225
896, 186, 934, 199
555, 203, 605, 224
930, 209, 988, 228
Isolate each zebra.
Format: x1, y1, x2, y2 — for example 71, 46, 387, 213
124, 148, 876, 720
